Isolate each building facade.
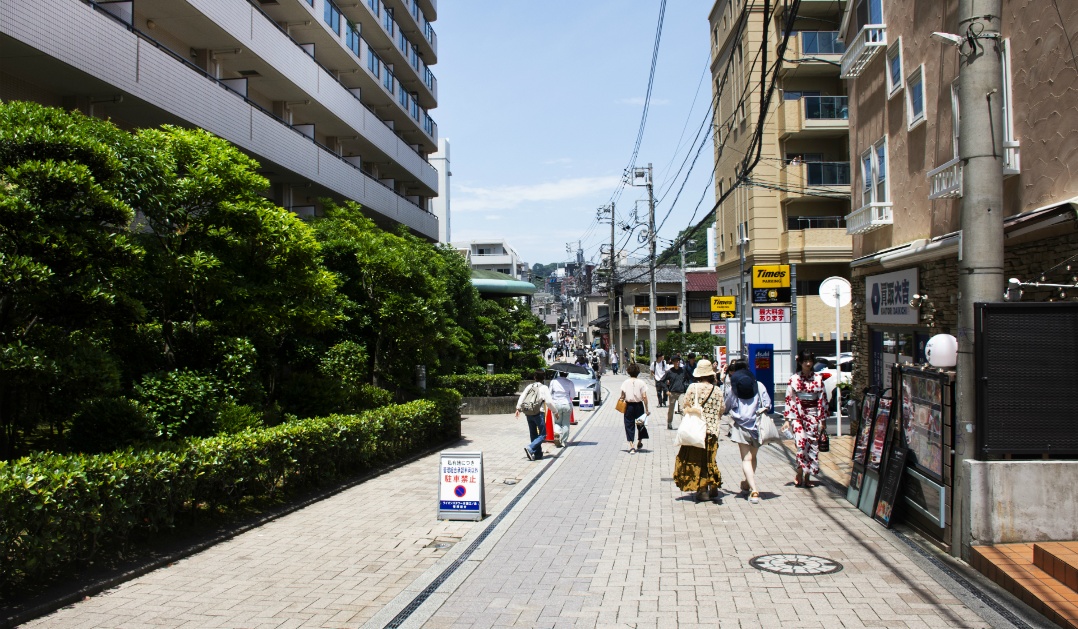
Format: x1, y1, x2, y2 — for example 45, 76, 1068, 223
0, 0, 440, 239
708, 0, 854, 346
452, 240, 529, 281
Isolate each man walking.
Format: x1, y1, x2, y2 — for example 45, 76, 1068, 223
548, 370, 576, 447
659, 355, 690, 429
651, 353, 669, 407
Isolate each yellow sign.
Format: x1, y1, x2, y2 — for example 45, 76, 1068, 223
633, 306, 680, 314
710, 296, 736, 312
752, 265, 791, 289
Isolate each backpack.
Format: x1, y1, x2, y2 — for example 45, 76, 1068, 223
520, 383, 544, 415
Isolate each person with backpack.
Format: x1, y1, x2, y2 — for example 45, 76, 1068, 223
723, 360, 773, 504
651, 353, 669, 407
659, 356, 690, 429
516, 370, 551, 460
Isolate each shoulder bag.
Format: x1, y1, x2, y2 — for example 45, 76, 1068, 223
756, 407, 782, 445
674, 386, 709, 449
615, 395, 627, 414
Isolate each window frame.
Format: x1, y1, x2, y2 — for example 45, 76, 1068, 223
906, 64, 927, 130
860, 137, 889, 207
324, 0, 342, 36
886, 38, 904, 98
1000, 38, 1020, 175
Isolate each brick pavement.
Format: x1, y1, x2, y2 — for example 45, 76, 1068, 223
27, 374, 994, 628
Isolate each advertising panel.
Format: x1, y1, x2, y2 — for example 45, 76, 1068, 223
711, 296, 737, 312
752, 265, 791, 303
438, 451, 485, 521
752, 306, 790, 323
865, 269, 919, 324
899, 369, 945, 481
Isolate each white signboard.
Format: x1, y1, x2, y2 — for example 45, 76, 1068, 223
715, 346, 728, 369
710, 323, 727, 335
752, 306, 791, 324
438, 451, 485, 521
579, 389, 594, 410
866, 269, 919, 324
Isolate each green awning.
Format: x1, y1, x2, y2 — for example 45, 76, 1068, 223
470, 269, 537, 296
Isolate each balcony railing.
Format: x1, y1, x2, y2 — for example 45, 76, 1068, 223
840, 24, 887, 79
846, 202, 894, 235
787, 215, 847, 230
806, 162, 850, 186
927, 157, 963, 199
804, 96, 848, 120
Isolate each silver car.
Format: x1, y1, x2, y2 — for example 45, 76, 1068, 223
568, 367, 602, 405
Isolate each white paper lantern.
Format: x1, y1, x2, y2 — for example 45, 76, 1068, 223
925, 334, 958, 368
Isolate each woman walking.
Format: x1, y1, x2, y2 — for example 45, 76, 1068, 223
515, 370, 550, 461
618, 363, 650, 453
784, 349, 829, 487
610, 349, 619, 375
673, 359, 724, 502
723, 360, 772, 504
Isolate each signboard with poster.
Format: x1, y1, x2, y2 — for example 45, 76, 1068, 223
752, 306, 790, 324
751, 265, 791, 303
438, 451, 485, 521
710, 323, 727, 336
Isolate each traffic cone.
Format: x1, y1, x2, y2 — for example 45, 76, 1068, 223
570, 408, 576, 425
545, 407, 555, 442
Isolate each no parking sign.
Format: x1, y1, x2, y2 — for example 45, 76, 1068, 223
438, 451, 485, 521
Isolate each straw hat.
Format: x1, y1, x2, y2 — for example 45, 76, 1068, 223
693, 359, 716, 378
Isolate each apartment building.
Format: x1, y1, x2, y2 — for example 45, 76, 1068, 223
708, 0, 854, 349
0, 0, 440, 239
452, 240, 529, 280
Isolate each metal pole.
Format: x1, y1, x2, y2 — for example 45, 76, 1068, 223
739, 224, 747, 358
618, 295, 624, 364
647, 163, 657, 363
834, 284, 843, 437
681, 243, 688, 334
953, 0, 1004, 560
609, 203, 616, 367
790, 263, 798, 375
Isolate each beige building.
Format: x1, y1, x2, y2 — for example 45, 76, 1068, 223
708, 0, 854, 343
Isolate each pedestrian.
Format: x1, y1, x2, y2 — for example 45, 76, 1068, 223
784, 349, 829, 488
685, 352, 697, 374
515, 370, 550, 461
673, 359, 724, 502
723, 360, 772, 504
658, 355, 690, 429
651, 353, 669, 407
611, 349, 620, 375
549, 370, 576, 448
597, 346, 607, 374
618, 362, 650, 453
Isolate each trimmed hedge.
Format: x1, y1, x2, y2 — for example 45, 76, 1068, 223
433, 374, 520, 397
0, 397, 459, 597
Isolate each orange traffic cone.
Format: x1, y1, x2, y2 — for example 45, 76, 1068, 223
545, 407, 555, 442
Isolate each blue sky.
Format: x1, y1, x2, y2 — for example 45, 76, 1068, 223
434, 1, 718, 267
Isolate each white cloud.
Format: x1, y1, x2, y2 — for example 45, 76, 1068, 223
484, 214, 502, 221
617, 97, 671, 106
453, 175, 621, 212
543, 157, 574, 166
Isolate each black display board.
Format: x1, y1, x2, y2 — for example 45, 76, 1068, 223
857, 394, 894, 516
874, 446, 909, 528
846, 388, 879, 507
899, 369, 946, 482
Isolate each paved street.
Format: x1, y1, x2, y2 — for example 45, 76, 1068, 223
29, 374, 1000, 628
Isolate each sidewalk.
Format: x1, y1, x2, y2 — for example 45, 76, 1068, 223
27, 374, 1002, 628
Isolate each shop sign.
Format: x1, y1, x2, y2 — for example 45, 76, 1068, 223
710, 323, 727, 335
633, 305, 680, 314
866, 269, 919, 324
710, 296, 736, 312
438, 451, 485, 521
752, 306, 790, 323
711, 311, 736, 321
752, 265, 792, 303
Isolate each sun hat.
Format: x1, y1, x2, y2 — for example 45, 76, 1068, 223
693, 359, 716, 378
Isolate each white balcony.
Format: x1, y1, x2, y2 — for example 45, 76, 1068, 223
846, 202, 893, 235
927, 157, 963, 199
840, 24, 887, 79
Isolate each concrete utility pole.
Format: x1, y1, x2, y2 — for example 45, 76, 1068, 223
680, 240, 694, 334
646, 163, 657, 363
953, 0, 1004, 560
738, 220, 748, 358
608, 203, 616, 356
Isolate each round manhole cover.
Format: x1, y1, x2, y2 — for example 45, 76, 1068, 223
749, 554, 843, 576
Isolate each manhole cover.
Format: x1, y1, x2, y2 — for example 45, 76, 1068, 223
425, 540, 456, 549
503, 479, 519, 485
749, 554, 843, 576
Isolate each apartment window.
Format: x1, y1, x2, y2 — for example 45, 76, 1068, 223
688, 299, 712, 319
801, 31, 844, 54
410, 96, 420, 120
305, 0, 313, 5
384, 69, 394, 94
368, 46, 381, 78
1000, 38, 1020, 175
324, 0, 342, 35
368, 0, 379, 17
383, 7, 394, 36
399, 87, 409, 109
346, 23, 361, 56
886, 39, 903, 97
412, 0, 420, 21
906, 65, 926, 129
860, 138, 888, 206
951, 80, 960, 157
634, 295, 678, 308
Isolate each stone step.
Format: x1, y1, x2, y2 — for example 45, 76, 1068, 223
972, 544, 1078, 629
1036, 542, 1078, 594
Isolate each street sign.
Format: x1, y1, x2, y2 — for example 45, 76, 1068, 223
711, 296, 736, 312
579, 389, 594, 410
710, 323, 728, 335
438, 451, 485, 521
752, 306, 791, 323
752, 265, 791, 303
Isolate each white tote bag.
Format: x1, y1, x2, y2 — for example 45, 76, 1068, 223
674, 387, 707, 448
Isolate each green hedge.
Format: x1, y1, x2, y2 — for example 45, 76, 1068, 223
433, 374, 520, 397
0, 398, 459, 596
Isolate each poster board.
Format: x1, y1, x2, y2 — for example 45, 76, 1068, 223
858, 396, 893, 516
579, 389, 594, 410
438, 451, 485, 521
873, 446, 909, 528
899, 368, 945, 482
846, 389, 879, 506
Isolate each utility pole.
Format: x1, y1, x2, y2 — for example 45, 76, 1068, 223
953, 0, 1004, 560
738, 220, 748, 358
680, 240, 694, 334
646, 163, 657, 363
608, 204, 617, 357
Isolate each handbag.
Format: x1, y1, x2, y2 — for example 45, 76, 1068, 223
674, 387, 709, 449
819, 428, 831, 452
756, 410, 782, 445
615, 397, 627, 413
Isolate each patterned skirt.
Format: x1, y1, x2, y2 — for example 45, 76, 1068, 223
673, 434, 722, 492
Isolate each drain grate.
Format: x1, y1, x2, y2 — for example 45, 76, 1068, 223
749, 554, 843, 576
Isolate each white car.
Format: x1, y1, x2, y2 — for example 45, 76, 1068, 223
814, 353, 852, 409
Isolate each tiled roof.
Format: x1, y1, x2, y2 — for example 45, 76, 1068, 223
686, 271, 717, 292
617, 264, 683, 286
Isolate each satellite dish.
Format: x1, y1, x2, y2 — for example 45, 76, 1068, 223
819, 276, 852, 308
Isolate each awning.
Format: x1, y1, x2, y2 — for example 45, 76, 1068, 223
588, 314, 610, 328
470, 269, 537, 297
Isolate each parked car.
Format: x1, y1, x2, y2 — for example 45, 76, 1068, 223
568, 366, 602, 406
814, 353, 852, 410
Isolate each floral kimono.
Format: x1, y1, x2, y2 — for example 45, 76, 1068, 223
784, 372, 828, 476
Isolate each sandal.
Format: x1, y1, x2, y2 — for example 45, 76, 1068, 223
749, 491, 760, 504
629, 447, 636, 454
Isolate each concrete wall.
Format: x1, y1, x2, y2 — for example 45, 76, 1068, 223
967, 460, 1078, 544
